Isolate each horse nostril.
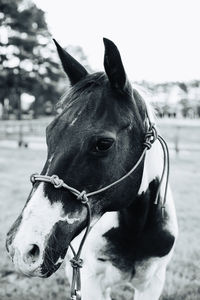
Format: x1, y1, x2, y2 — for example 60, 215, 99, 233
23, 244, 40, 265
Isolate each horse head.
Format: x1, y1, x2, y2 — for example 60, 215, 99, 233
6, 38, 148, 278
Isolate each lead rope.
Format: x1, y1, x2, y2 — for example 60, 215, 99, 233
69, 195, 91, 300
30, 123, 169, 300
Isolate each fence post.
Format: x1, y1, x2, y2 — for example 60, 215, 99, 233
18, 124, 23, 147
174, 125, 180, 155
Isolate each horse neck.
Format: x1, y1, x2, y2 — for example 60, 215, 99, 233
117, 139, 164, 235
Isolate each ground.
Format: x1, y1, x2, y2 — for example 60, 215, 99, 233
0, 121, 200, 300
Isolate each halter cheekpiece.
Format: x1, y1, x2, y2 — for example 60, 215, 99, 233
30, 122, 169, 300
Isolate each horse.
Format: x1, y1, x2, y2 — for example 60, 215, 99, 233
6, 38, 178, 300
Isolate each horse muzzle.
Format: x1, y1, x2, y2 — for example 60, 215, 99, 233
6, 217, 76, 278
6, 238, 46, 277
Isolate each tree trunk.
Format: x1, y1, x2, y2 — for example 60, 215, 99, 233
17, 93, 22, 120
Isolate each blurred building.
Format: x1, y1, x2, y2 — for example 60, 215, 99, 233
148, 81, 200, 119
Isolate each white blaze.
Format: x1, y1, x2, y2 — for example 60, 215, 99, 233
13, 183, 81, 258
13, 184, 64, 254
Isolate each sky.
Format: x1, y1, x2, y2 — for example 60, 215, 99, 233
33, 0, 200, 83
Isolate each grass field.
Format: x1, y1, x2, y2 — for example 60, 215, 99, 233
0, 130, 200, 299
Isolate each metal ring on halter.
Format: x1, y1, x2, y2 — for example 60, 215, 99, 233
50, 175, 64, 188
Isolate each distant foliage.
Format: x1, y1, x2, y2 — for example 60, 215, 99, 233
0, 0, 92, 119
0, 0, 63, 118
66, 44, 93, 73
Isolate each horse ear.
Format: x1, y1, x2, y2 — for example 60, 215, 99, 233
103, 38, 131, 94
53, 39, 88, 85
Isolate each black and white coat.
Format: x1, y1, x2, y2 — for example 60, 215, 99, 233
6, 38, 178, 300
65, 136, 178, 300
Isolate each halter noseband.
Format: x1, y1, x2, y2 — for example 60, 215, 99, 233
30, 122, 169, 300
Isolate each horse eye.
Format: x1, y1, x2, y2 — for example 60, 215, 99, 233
94, 138, 114, 152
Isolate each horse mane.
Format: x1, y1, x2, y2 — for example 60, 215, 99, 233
57, 73, 156, 128
133, 83, 156, 125
57, 72, 106, 110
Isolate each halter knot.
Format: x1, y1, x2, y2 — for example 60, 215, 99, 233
77, 191, 88, 204
143, 141, 152, 149
144, 124, 158, 149
50, 175, 63, 188
70, 258, 83, 269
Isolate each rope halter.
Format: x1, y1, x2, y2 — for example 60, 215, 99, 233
30, 122, 169, 300
143, 123, 158, 149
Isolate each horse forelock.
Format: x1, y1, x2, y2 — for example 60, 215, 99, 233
57, 72, 106, 110
52, 74, 154, 142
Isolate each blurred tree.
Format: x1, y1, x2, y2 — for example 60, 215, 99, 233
0, 0, 64, 118
66, 44, 93, 73
0, 0, 93, 119
180, 98, 190, 118
178, 82, 188, 93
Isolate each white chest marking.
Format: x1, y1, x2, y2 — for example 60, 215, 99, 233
138, 140, 163, 195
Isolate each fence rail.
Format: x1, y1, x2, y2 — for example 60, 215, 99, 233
0, 118, 200, 153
